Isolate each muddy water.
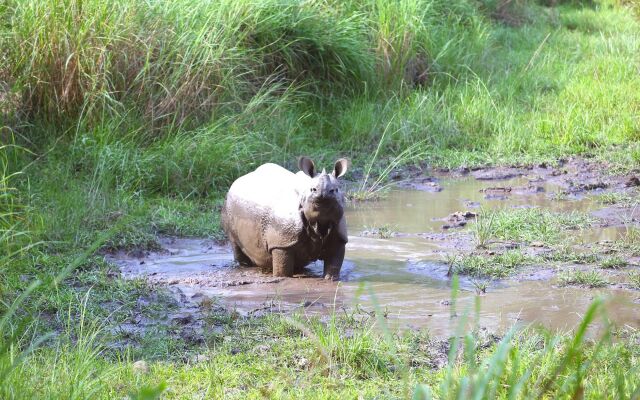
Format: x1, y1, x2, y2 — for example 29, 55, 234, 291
112, 177, 640, 337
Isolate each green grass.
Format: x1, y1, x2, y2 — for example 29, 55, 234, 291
628, 271, 640, 290
362, 224, 396, 238
594, 191, 640, 206
3, 280, 640, 398
620, 226, 640, 255
1, 0, 637, 254
448, 250, 536, 278
470, 207, 595, 247
600, 256, 628, 269
543, 246, 600, 264
557, 269, 609, 288
2, 0, 640, 398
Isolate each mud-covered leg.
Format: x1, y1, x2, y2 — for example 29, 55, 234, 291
323, 245, 345, 281
272, 249, 294, 277
231, 241, 252, 266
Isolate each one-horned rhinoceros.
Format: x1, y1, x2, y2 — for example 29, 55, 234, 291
221, 157, 349, 279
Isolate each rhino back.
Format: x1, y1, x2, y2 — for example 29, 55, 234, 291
223, 163, 305, 267
229, 164, 296, 203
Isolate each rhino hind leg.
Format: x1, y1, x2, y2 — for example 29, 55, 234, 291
231, 242, 253, 267
272, 249, 294, 277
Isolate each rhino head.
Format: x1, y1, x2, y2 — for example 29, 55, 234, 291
298, 156, 348, 238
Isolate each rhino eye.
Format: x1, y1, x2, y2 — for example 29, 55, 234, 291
311, 188, 317, 192
330, 188, 336, 194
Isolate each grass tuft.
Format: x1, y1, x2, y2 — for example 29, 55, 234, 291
627, 271, 640, 290
470, 207, 594, 247
449, 250, 536, 278
600, 256, 628, 269
557, 270, 609, 288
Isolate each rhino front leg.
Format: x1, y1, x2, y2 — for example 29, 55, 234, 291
272, 248, 294, 277
323, 245, 345, 281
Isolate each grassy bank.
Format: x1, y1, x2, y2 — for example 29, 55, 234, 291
2, 0, 640, 397
3, 251, 640, 399
2, 0, 639, 248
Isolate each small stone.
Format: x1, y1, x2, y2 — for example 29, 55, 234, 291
531, 241, 545, 247
170, 312, 194, 325
132, 360, 149, 374
296, 356, 309, 369
192, 354, 210, 363
106, 269, 119, 278
626, 176, 640, 187
572, 181, 608, 191
254, 344, 271, 354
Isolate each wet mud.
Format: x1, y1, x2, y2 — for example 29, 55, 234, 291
109, 157, 640, 337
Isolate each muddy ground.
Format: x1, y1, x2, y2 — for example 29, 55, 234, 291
107, 157, 640, 341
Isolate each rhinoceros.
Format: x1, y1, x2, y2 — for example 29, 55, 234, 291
221, 157, 349, 279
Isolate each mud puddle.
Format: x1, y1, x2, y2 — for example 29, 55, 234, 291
110, 162, 640, 337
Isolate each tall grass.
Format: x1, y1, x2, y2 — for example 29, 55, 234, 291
431, 298, 619, 398
5, 0, 374, 132
0, 140, 35, 259
1, 293, 119, 400
2, 0, 493, 139
1, 1, 640, 397
3, 0, 638, 207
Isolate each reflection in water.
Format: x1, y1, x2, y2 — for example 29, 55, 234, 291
113, 177, 640, 337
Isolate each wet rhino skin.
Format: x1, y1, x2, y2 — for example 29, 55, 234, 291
221, 162, 348, 279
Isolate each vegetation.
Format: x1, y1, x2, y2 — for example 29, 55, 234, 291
471, 207, 594, 247
628, 271, 640, 290
557, 269, 610, 288
2, 0, 640, 397
448, 250, 535, 278
362, 224, 397, 238
595, 191, 640, 206
600, 256, 628, 269
542, 246, 599, 264
3, 257, 640, 398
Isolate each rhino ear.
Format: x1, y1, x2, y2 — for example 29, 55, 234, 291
333, 158, 348, 178
298, 156, 315, 177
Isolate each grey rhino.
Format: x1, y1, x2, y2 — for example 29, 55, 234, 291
221, 157, 349, 279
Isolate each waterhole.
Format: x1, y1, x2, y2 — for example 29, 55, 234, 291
111, 176, 640, 337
